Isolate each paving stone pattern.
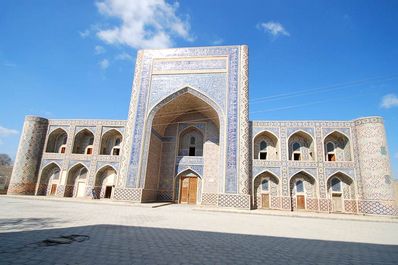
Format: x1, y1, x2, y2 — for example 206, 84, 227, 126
0, 197, 398, 265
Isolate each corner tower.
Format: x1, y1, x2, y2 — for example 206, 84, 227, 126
354, 117, 396, 215
8, 116, 48, 195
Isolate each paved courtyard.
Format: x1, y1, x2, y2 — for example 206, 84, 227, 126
0, 197, 398, 264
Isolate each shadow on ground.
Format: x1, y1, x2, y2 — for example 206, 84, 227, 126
0, 224, 397, 265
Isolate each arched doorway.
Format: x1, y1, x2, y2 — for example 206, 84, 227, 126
327, 172, 355, 212
253, 171, 280, 209
176, 170, 201, 204
37, 163, 61, 196
289, 171, 317, 211
65, 164, 88, 198
94, 166, 117, 199
141, 88, 221, 202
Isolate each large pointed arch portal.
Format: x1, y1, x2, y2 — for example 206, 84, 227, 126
117, 46, 250, 209
141, 87, 222, 201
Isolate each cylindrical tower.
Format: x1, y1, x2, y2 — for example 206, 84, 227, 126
8, 116, 48, 195
354, 116, 396, 215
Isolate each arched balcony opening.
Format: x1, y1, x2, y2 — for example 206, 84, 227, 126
72, 129, 94, 155
324, 131, 351, 162
253, 131, 279, 160
288, 131, 315, 161
100, 129, 123, 156
46, 128, 67, 153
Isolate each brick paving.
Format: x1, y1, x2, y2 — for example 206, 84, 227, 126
1, 197, 398, 264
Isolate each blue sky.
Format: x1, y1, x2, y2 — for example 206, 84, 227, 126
1, 0, 397, 176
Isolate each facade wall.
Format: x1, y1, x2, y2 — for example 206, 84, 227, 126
29, 119, 126, 199
7, 45, 396, 216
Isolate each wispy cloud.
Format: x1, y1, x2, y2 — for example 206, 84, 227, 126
211, 38, 224, 45
380, 94, 398, 109
95, 0, 194, 49
0, 126, 18, 137
79, 29, 90, 38
2, 62, 17, 68
258, 21, 290, 37
99, 59, 110, 69
94, 45, 106, 54
115, 52, 133, 61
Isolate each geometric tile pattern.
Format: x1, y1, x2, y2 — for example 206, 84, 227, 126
113, 188, 142, 202
218, 194, 250, 209
202, 193, 218, 205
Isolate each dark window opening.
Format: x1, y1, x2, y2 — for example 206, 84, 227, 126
113, 149, 120, 156
86, 148, 93, 155
260, 152, 267, 160
60, 147, 66, 154
328, 154, 336, 161
189, 147, 196, 156
293, 153, 301, 161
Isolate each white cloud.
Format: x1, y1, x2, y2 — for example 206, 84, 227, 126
95, 45, 106, 54
99, 59, 110, 69
258, 21, 290, 37
79, 29, 90, 38
95, 0, 193, 49
0, 126, 18, 137
212, 38, 224, 45
115, 52, 133, 61
380, 94, 398, 109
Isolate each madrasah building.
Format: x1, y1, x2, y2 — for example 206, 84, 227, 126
8, 45, 397, 216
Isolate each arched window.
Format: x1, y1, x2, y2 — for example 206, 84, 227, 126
261, 179, 269, 192
259, 141, 267, 160
179, 128, 203, 157
331, 178, 341, 192
326, 142, 336, 161
292, 142, 301, 161
296, 180, 304, 193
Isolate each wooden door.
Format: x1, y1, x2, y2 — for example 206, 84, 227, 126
50, 184, 57, 195
179, 177, 198, 204
297, 195, 305, 209
332, 194, 342, 212
188, 177, 198, 204
180, 177, 189, 203
261, 194, 270, 209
